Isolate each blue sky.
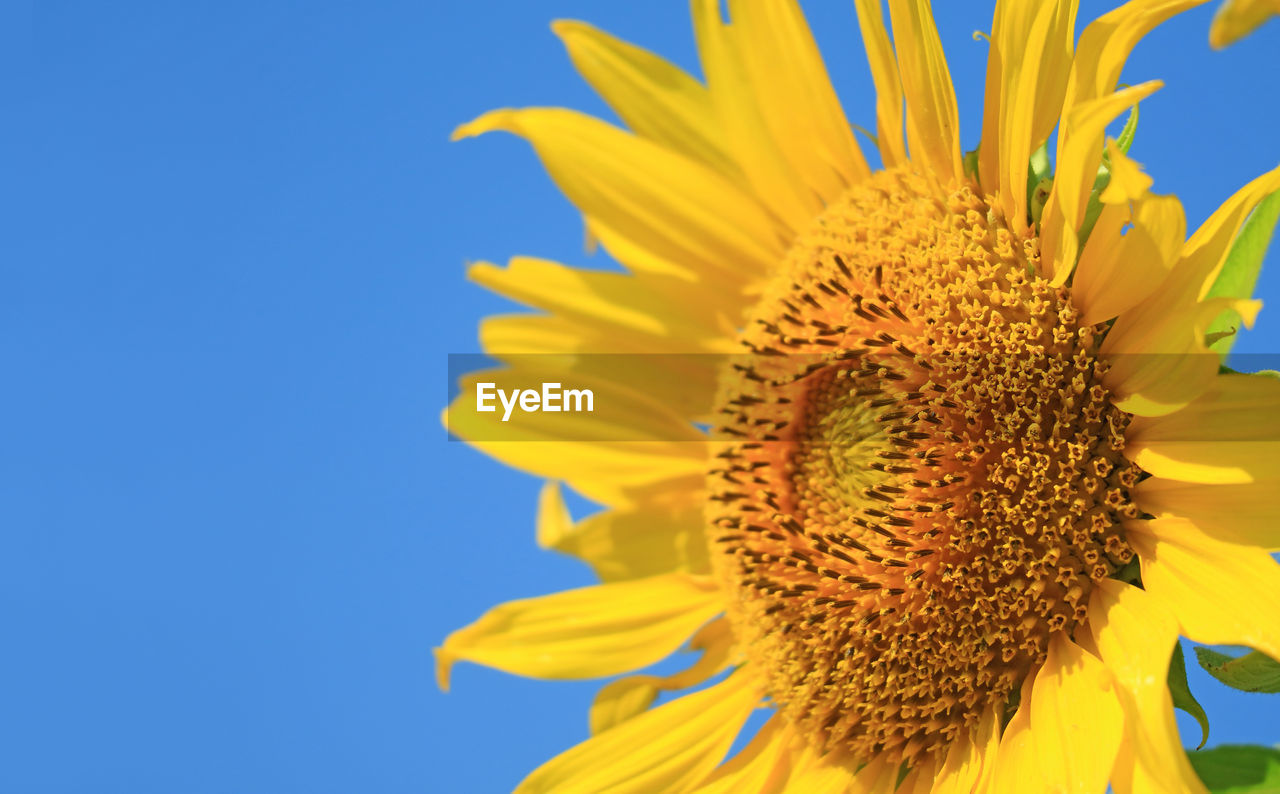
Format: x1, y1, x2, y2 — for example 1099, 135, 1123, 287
4, 1, 1279, 792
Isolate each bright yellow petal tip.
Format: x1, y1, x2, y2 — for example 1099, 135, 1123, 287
535, 481, 573, 549
549, 18, 582, 37
433, 646, 456, 692
1210, 0, 1280, 47
1100, 138, 1154, 205
450, 109, 521, 142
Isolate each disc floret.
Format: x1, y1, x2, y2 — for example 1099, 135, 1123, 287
708, 171, 1139, 765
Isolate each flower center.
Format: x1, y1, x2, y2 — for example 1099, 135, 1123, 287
707, 170, 1140, 766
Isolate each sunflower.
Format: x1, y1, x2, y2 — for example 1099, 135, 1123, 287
439, 1, 1280, 791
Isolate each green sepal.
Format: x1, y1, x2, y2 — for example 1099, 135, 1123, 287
1029, 178, 1052, 225
999, 681, 1021, 731
1024, 141, 1053, 226
894, 763, 911, 788
1205, 328, 1239, 348
1194, 647, 1280, 693
1204, 188, 1280, 359
1220, 366, 1280, 382
1026, 140, 1052, 196
963, 147, 981, 185
1188, 745, 1280, 793
1113, 101, 1139, 156
849, 123, 879, 152
1169, 642, 1211, 749
1111, 555, 1142, 586
1079, 102, 1141, 245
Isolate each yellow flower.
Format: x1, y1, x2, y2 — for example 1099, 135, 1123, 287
1210, 0, 1280, 47
440, 1, 1280, 791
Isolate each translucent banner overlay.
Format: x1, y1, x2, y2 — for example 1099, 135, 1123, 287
445, 353, 1280, 442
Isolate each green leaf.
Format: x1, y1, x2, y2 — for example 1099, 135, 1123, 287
1188, 745, 1280, 793
1195, 647, 1280, 693
1170, 642, 1211, 749
1205, 188, 1280, 358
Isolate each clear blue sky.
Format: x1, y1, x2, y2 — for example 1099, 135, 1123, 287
3, 1, 1278, 792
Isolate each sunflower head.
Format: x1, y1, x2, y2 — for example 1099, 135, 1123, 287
710, 168, 1140, 766
440, 1, 1280, 791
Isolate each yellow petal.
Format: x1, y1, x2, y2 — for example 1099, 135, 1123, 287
470, 257, 745, 344
693, 717, 792, 794
690, 0, 820, 232
540, 494, 712, 582
1066, 0, 1206, 110
896, 757, 938, 794
663, 619, 735, 686
727, 0, 871, 197
979, 0, 1077, 231
451, 439, 698, 508
1135, 480, 1280, 549
476, 314, 586, 355
552, 20, 737, 178
1090, 166, 1277, 412
1115, 164, 1280, 338
470, 257, 723, 342
1043, 0, 1204, 280
1088, 580, 1208, 794
887, 0, 963, 181
1024, 0, 1078, 151
1099, 139, 1153, 205
435, 573, 722, 689
589, 618, 734, 734
1073, 192, 1184, 326
1101, 295, 1261, 417
853, 0, 908, 169
469, 257, 739, 422
612, 470, 708, 517
1029, 633, 1125, 793
1041, 81, 1162, 285
1130, 518, 1280, 661
1210, 0, 1280, 47
989, 676, 1045, 794
453, 107, 784, 279
582, 213, 767, 337
851, 754, 899, 794
976, 16, 1005, 198
785, 747, 859, 792
1179, 165, 1280, 305
932, 705, 1000, 793
536, 481, 573, 546
1126, 372, 1280, 483
476, 313, 730, 425
590, 675, 662, 735
515, 671, 759, 794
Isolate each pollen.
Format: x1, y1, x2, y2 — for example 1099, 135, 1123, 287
707, 170, 1140, 767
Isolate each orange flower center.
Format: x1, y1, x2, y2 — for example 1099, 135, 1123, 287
706, 170, 1139, 766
